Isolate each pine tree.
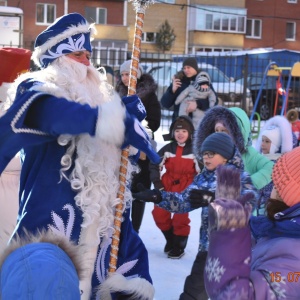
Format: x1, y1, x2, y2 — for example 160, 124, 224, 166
155, 20, 176, 53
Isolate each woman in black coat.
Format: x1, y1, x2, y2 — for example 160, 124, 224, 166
116, 60, 161, 233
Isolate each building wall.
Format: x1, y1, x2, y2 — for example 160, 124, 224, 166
126, 0, 187, 54
68, 0, 123, 25
190, 31, 244, 48
5, 0, 124, 49
192, 0, 245, 8
6, 0, 64, 49
245, 0, 300, 50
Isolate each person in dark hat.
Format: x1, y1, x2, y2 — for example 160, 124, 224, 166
0, 12, 159, 300
161, 57, 217, 123
175, 71, 217, 128
149, 116, 199, 259
133, 132, 258, 299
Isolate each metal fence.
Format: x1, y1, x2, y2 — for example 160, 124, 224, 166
90, 49, 300, 130
3, 45, 300, 131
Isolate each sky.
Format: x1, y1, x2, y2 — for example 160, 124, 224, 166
138, 124, 202, 300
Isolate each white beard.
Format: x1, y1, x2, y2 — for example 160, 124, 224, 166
8, 56, 134, 243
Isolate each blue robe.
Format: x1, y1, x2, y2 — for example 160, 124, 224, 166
0, 79, 152, 299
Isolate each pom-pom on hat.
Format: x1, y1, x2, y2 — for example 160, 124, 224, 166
286, 108, 299, 123
272, 147, 300, 207
120, 60, 143, 79
261, 125, 281, 154
182, 57, 198, 72
32, 13, 93, 69
201, 132, 235, 160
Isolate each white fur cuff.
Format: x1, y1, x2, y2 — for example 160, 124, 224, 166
96, 93, 126, 146
97, 273, 155, 300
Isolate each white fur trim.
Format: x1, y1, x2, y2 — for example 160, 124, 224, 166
0, 83, 11, 103
31, 23, 94, 67
96, 92, 126, 146
97, 273, 155, 300
255, 115, 293, 154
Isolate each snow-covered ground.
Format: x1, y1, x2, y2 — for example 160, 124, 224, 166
138, 123, 201, 300
139, 203, 201, 300
138, 117, 262, 299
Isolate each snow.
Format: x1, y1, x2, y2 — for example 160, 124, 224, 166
139, 203, 201, 300
138, 124, 202, 300
137, 117, 262, 299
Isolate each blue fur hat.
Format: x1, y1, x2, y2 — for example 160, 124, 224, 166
32, 13, 93, 68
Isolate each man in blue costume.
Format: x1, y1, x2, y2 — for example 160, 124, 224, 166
0, 13, 159, 300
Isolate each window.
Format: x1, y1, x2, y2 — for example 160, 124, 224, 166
142, 32, 156, 43
246, 19, 262, 38
91, 40, 127, 66
286, 22, 296, 40
36, 3, 55, 25
85, 7, 107, 24
191, 6, 246, 34
288, 0, 297, 3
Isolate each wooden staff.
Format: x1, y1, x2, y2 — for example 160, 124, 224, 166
109, 0, 155, 274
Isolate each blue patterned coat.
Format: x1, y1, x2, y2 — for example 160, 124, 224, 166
157, 148, 258, 251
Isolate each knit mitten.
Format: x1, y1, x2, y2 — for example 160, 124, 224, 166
209, 165, 253, 232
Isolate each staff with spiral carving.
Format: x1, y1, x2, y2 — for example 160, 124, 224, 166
109, 0, 156, 273
0, 11, 158, 300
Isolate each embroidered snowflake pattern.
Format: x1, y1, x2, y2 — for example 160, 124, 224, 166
40, 34, 87, 64
262, 269, 287, 299
218, 282, 250, 300
96, 235, 139, 284
48, 204, 75, 239
137, 101, 146, 114
205, 256, 226, 282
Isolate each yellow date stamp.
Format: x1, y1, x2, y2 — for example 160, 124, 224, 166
270, 272, 300, 283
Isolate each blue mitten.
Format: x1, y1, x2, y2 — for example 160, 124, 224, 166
122, 112, 160, 164
122, 95, 146, 122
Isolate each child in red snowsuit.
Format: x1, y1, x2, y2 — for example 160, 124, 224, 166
149, 116, 200, 259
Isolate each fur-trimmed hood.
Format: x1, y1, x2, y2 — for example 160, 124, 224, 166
0, 230, 86, 299
255, 115, 294, 154
0, 230, 85, 279
116, 73, 158, 99
193, 106, 246, 161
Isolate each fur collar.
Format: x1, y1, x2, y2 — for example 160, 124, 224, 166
116, 73, 158, 99
0, 229, 85, 280
193, 106, 246, 161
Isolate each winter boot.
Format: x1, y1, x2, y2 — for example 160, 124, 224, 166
168, 235, 188, 259
162, 228, 174, 253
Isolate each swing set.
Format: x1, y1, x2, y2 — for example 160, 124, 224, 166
250, 61, 300, 138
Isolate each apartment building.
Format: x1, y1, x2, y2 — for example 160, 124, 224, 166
2, 0, 300, 57
245, 0, 300, 51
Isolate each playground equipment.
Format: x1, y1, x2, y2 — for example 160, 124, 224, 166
250, 61, 300, 132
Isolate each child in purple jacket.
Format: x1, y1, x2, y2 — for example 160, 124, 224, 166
205, 146, 300, 299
